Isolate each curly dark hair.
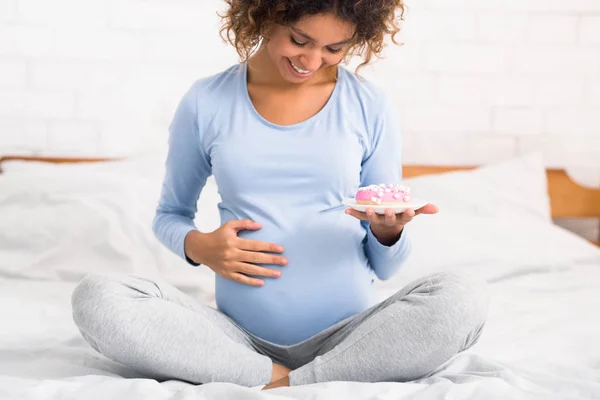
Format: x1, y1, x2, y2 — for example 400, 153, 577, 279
219, 0, 406, 73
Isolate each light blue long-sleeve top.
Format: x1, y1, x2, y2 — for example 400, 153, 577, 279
153, 63, 411, 346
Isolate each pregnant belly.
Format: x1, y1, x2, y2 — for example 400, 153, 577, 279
214, 219, 378, 345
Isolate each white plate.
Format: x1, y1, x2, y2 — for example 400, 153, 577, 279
342, 198, 428, 215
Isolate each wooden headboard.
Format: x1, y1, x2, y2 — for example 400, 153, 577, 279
0, 155, 118, 171
1, 155, 599, 245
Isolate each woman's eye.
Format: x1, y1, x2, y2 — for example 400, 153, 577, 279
290, 36, 308, 47
327, 47, 343, 54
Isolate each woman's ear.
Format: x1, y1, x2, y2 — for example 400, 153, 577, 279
259, 22, 278, 42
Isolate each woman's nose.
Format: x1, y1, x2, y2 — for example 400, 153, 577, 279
300, 51, 322, 72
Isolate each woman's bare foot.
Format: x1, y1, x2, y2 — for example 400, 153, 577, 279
271, 362, 291, 382
261, 363, 291, 390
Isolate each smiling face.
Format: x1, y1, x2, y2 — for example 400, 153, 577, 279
264, 13, 356, 83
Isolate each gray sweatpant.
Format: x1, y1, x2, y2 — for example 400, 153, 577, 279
71, 271, 488, 387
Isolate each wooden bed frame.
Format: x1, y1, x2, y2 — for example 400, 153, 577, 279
1, 155, 599, 246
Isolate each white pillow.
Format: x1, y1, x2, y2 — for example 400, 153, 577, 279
374, 153, 600, 292
0, 159, 222, 294
0, 155, 222, 232
405, 152, 552, 223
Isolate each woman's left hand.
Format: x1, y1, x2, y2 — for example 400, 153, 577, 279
344, 203, 439, 245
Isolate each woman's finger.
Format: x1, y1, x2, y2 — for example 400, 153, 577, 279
365, 208, 380, 224
229, 272, 265, 287
415, 203, 439, 215
383, 209, 396, 225
238, 250, 288, 266
344, 208, 370, 221
234, 262, 282, 278
398, 208, 415, 225
237, 238, 284, 253
346, 207, 421, 226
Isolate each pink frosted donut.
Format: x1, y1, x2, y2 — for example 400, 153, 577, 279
355, 183, 412, 205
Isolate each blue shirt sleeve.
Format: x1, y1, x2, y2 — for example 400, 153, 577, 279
360, 95, 411, 280
152, 82, 211, 265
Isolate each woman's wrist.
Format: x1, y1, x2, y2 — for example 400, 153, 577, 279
184, 230, 207, 265
369, 224, 403, 246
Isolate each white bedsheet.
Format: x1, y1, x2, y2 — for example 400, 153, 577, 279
0, 258, 598, 400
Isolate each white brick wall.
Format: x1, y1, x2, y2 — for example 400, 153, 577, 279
526, 15, 578, 44
437, 76, 482, 106
580, 16, 600, 44
0, 59, 27, 88
534, 78, 585, 106
494, 108, 544, 136
424, 44, 508, 73
476, 13, 527, 43
472, 0, 600, 12
0, 0, 599, 177
483, 78, 534, 107
590, 79, 600, 106
404, 106, 491, 132
544, 108, 600, 136
18, 0, 108, 27
510, 46, 600, 74
0, 0, 17, 22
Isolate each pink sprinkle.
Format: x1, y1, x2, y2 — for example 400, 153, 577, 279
403, 196, 411, 202
393, 194, 401, 199
378, 192, 384, 197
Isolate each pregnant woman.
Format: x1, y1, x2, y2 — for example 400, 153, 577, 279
71, 0, 489, 390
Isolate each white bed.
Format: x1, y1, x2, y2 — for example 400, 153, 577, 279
0, 153, 599, 400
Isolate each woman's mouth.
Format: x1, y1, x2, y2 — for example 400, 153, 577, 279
287, 58, 314, 77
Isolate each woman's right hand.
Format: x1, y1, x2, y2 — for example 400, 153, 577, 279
184, 220, 287, 286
